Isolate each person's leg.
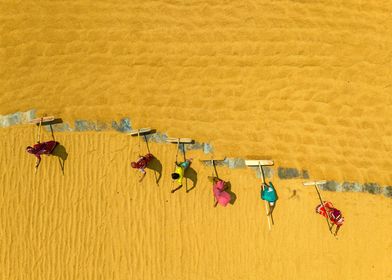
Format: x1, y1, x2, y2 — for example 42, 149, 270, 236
171, 184, 183, 193
268, 202, 275, 215
334, 225, 341, 236
139, 169, 146, 182
35, 154, 42, 169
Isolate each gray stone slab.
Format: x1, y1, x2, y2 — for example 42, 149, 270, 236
383, 186, 392, 198
0, 110, 37, 127
2, 113, 20, 127
224, 158, 246, 169
199, 160, 225, 167
321, 181, 341, 192
203, 143, 213, 154
111, 118, 132, 133
278, 167, 299, 179
48, 123, 73, 132
363, 183, 382, 195
24, 110, 37, 123
341, 182, 362, 192
144, 132, 168, 143
75, 120, 98, 131
185, 142, 203, 150
182, 142, 213, 154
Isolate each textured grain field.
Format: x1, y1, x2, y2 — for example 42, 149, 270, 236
1, 1, 392, 279
0, 126, 391, 280
1, 0, 392, 185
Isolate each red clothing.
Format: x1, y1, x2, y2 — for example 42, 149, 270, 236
316, 201, 344, 226
132, 154, 154, 170
29, 141, 58, 160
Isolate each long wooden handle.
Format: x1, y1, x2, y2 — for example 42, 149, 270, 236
144, 134, 151, 153
258, 163, 271, 231
212, 160, 217, 177
315, 184, 333, 232
143, 134, 158, 186
37, 118, 43, 143
175, 139, 179, 162
258, 163, 265, 184
182, 143, 186, 162
137, 130, 141, 155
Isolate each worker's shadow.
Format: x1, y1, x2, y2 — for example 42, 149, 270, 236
223, 181, 237, 205
52, 144, 68, 174
147, 157, 162, 185
185, 167, 197, 193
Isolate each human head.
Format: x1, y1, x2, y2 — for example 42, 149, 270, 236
26, 146, 35, 154
131, 162, 137, 168
171, 173, 180, 180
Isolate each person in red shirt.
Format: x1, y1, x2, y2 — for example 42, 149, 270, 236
26, 140, 59, 169
131, 153, 154, 182
316, 201, 344, 236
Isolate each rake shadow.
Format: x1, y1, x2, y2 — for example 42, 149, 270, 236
51, 144, 68, 174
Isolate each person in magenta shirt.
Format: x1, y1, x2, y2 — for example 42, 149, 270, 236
26, 140, 58, 169
316, 201, 344, 236
210, 176, 232, 207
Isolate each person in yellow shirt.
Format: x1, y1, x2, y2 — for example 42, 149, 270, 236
171, 158, 192, 193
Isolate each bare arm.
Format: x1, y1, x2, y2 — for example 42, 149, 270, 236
35, 154, 41, 168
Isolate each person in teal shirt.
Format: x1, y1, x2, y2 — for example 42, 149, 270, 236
261, 181, 277, 215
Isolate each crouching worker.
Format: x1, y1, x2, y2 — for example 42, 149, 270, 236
171, 158, 192, 193
131, 153, 154, 182
316, 201, 344, 236
26, 140, 59, 169
261, 181, 277, 215
210, 177, 232, 207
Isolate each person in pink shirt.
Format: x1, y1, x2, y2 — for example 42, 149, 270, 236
210, 176, 232, 207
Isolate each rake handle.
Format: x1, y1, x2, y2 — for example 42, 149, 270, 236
258, 163, 272, 231
37, 118, 43, 143
175, 139, 179, 162
315, 184, 333, 232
